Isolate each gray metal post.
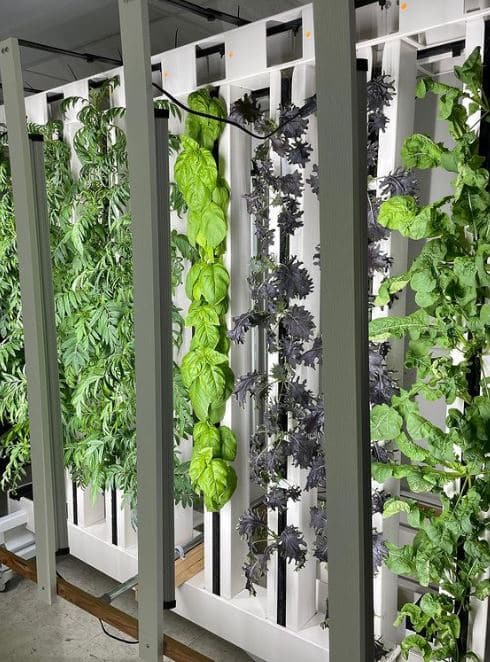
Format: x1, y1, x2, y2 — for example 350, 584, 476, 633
0, 37, 68, 604
155, 109, 176, 611
118, 1, 175, 660
313, 2, 374, 661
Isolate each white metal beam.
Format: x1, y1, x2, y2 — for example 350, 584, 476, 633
0, 37, 68, 604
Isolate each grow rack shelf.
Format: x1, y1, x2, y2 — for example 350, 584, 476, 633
0, 3, 490, 661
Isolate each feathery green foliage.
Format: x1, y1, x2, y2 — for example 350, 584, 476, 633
0, 78, 193, 509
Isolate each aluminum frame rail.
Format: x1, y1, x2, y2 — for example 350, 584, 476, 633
313, 1, 373, 661
0, 37, 68, 605
118, 1, 175, 660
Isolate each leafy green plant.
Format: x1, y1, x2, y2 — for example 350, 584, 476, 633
371, 48, 490, 661
0, 79, 194, 509
174, 88, 237, 511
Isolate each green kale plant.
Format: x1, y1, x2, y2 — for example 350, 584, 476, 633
371, 48, 490, 661
174, 88, 237, 511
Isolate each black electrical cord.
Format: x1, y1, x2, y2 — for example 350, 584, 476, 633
55, 570, 139, 646
99, 619, 139, 645
151, 82, 317, 141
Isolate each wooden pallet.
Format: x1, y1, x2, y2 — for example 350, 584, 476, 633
134, 543, 204, 603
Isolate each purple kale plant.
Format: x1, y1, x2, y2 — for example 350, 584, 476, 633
232, 98, 324, 594
233, 76, 411, 608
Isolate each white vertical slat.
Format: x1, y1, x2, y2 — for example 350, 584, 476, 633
24, 93, 48, 125
65, 471, 74, 524
219, 83, 253, 600
75, 487, 105, 527
165, 93, 195, 552
62, 80, 89, 181
373, 39, 418, 648
116, 491, 137, 548
285, 62, 319, 632
108, 68, 132, 554
103, 489, 112, 542
266, 68, 282, 624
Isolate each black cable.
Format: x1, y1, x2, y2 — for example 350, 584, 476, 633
99, 619, 139, 645
55, 569, 138, 646
151, 82, 316, 141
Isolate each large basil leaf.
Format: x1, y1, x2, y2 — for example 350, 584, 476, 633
198, 263, 230, 304
189, 447, 237, 511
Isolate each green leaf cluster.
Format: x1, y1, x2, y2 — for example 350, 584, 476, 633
372, 48, 490, 660
0, 80, 194, 509
174, 88, 237, 511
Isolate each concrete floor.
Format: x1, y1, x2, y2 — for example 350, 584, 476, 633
0, 555, 254, 662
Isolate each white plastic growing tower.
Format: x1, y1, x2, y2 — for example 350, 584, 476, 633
0, 2, 490, 661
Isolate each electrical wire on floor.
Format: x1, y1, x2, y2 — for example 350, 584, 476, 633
55, 569, 139, 645
98, 619, 139, 645
151, 81, 317, 141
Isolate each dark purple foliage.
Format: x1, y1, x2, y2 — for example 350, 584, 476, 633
229, 312, 258, 344
282, 305, 315, 340
373, 532, 388, 575
367, 74, 395, 112
287, 139, 313, 167
314, 534, 329, 563
270, 135, 290, 158
379, 167, 418, 198
300, 336, 323, 368
274, 257, 313, 299
229, 93, 263, 126
305, 452, 326, 491
279, 336, 304, 367
278, 104, 310, 139
278, 171, 304, 198
367, 140, 379, 168
234, 370, 268, 406
372, 442, 392, 464
250, 441, 288, 485
368, 243, 393, 276
369, 343, 399, 405
277, 525, 307, 567
372, 489, 390, 515
237, 509, 267, 540
289, 430, 320, 469
307, 164, 319, 196
284, 378, 313, 408
277, 202, 303, 234
310, 505, 327, 532
368, 203, 390, 242
233, 82, 401, 595
369, 110, 389, 133
302, 399, 324, 434
265, 485, 302, 511
243, 552, 271, 596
